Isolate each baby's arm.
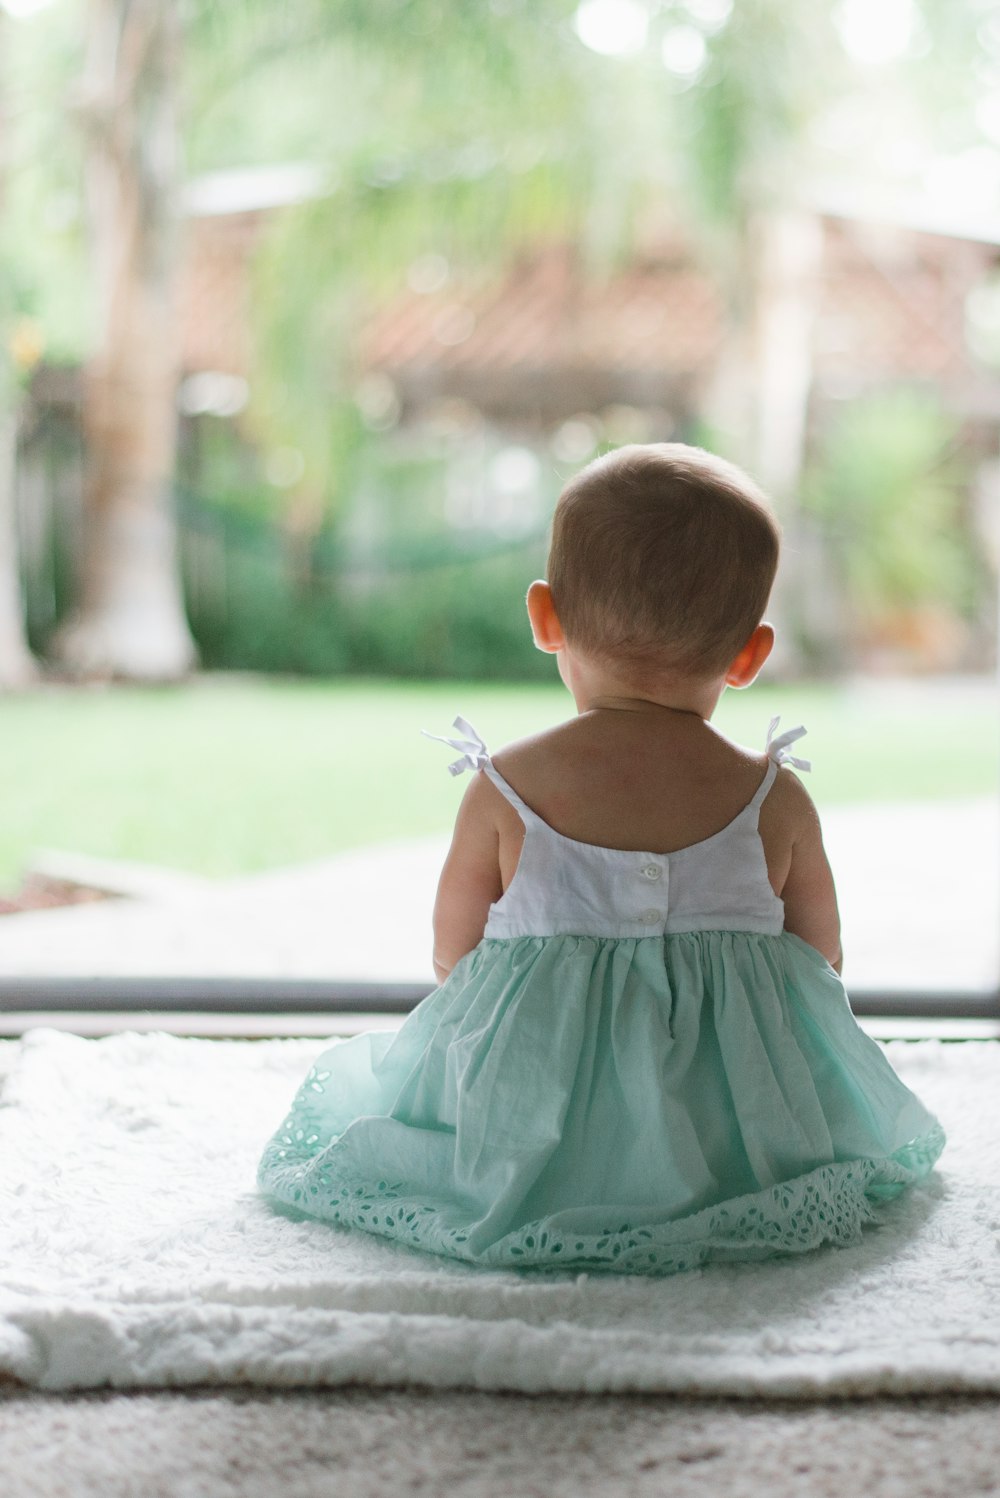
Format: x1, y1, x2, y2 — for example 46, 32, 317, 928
431, 773, 504, 983
773, 772, 843, 973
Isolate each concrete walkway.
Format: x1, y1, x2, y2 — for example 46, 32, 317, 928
0, 799, 995, 996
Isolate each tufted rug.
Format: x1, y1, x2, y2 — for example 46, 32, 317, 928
0, 1030, 997, 1395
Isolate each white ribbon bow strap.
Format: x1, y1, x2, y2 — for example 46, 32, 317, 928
421, 716, 491, 777
766, 716, 811, 773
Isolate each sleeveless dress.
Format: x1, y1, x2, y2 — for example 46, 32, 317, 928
257, 718, 945, 1276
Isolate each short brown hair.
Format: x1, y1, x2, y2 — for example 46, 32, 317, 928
547, 443, 781, 678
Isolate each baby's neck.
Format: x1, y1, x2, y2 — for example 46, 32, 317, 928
565, 654, 725, 721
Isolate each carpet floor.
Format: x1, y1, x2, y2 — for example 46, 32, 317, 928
1, 1031, 998, 1396
2, 1386, 1000, 1498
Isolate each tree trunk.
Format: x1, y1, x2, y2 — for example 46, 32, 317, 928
0, 20, 38, 690
0, 403, 38, 689
55, 0, 196, 680
703, 207, 824, 671
748, 209, 828, 670
747, 208, 822, 502
704, 208, 821, 497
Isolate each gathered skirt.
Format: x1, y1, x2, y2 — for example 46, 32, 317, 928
257, 930, 945, 1275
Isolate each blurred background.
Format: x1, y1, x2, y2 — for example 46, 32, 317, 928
0, 0, 997, 1003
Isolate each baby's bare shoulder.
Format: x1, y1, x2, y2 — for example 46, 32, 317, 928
489, 724, 589, 825
490, 724, 575, 777
759, 763, 821, 840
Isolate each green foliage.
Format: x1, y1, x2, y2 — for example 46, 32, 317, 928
337, 548, 552, 680
665, 0, 842, 230
176, 388, 563, 681
898, 0, 992, 152
232, 0, 599, 517
0, 1, 89, 366
182, 508, 551, 681
178, 413, 555, 681
803, 391, 975, 621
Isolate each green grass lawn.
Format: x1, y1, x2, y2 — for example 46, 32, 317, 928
0, 673, 996, 892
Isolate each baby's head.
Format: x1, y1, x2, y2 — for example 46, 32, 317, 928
546, 443, 780, 682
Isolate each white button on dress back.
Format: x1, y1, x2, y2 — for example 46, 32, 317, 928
640, 908, 661, 924
641, 864, 662, 881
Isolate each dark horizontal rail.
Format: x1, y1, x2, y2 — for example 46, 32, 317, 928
0, 978, 432, 1013
850, 989, 1000, 1019
1, 977, 998, 1020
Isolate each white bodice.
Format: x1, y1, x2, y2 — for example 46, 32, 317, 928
426, 717, 810, 942
481, 758, 784, 939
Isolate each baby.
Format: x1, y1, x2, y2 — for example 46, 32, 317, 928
258, 442, 944, 1275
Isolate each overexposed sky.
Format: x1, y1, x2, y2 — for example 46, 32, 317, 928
573, 0, 920, 67
0, 0, 57, 18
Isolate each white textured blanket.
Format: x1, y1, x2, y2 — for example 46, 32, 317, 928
0, 1030, 997, 1395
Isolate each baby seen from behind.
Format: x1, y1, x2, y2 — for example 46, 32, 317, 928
258, 442, 944, 1275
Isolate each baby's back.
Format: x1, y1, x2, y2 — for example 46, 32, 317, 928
489, 711, 803, 901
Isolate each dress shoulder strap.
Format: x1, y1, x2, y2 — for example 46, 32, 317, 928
421, 716, 491, 776
747, 758, 780, 814
747, 716, 811, 814
479, 761, 543, 825
422, 716, 544, 825
765, 715, 811, 772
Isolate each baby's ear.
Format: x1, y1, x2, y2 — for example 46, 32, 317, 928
526, 581, 565, 654
725, 623, 775, 688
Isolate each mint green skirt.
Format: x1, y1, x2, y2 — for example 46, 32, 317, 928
257, 931, 945, 1275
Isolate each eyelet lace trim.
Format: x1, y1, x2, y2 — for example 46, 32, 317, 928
258, 1070, 946, 1276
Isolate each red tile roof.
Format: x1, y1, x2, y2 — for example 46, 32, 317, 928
176, 214, 996, 419
360, 246, 723, 377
